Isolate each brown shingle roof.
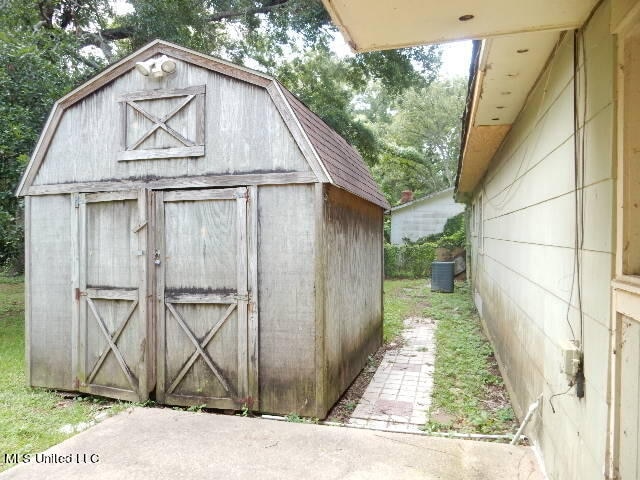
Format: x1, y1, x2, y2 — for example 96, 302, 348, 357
280, 84, 390, 210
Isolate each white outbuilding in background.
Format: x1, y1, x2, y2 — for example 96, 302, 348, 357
389, 187, 464, 244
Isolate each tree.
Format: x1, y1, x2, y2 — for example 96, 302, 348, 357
0, 0, 442, 270
386, 78, 467, 190
371, 145, 439, 206
276, 47, 377, 164
0, 7, 95, 270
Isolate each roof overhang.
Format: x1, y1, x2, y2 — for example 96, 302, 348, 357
321, 1, 599, 202
456, 30, 562, 199
321, 0, 598, 52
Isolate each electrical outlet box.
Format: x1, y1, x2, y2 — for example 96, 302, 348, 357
561, 341, 581, 378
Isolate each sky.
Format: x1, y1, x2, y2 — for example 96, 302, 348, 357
330, 33, 472, 80
439, 41, 473, 79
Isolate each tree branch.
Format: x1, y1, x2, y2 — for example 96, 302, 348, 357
206, 0, 290, 22
79, 26, 134, 47
80, 0, 291, 47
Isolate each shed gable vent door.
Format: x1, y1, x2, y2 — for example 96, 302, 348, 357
75, 190, 150, 402
155, 187, 256, 409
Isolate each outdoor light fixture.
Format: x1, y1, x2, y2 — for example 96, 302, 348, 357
135, 55, 177, 78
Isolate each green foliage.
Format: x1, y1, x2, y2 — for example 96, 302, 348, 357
384, 212, 466, 279
434, 213, 466, 250
239, 403, 252, 417
371, 144, 436, 203
276, 47, 379, 164
370, 77, 468, 205
0, 0, 444, 271
383, 279, 429, 341
384, 242, 436, 279
0, 275, 118, 471
403, 212, 466, 248
422, 282, 517, 435
186, 404, 206, 412
442, 212, 465, 237
285, 413, 318, 424
0, 15, 98, 271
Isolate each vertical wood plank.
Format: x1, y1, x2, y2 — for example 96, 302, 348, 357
248, 185, 259, 408
146, 189, 156, 394
77, 194, 87, 385
137, 189, 149, 399
237, 188, 249, 399
314, 182, 326, 417
24, 196, 31, 386
196, 93, 205, 146
70, 193, 80, 389
155, 191, 166, 403
121, 102, 128, 150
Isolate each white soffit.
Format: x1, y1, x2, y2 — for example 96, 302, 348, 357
322, 0, 596, 52
475, 31, 561, 126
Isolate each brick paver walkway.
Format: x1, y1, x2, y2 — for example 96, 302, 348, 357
349, 316, 436, 432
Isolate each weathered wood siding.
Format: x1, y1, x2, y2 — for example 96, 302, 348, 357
469, 4, 614, 479
257, 184, 318, 416
323, 185, 383, 413
27, 195, 73, 389
33, 60, 309, 186
390, 189, 464, 244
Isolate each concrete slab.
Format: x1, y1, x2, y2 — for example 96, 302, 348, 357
0, 408, 543, 480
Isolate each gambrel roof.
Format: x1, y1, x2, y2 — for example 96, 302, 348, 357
17, 40, 389, 210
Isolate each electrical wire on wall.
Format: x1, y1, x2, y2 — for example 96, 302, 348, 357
551, 25, 589, 412
571, 26, 587, 391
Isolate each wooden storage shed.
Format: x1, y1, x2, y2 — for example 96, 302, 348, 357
18, 40, 389, 418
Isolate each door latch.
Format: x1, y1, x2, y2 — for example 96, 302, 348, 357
154, 249, 161, 265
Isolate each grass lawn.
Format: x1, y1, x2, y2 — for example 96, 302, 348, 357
0, 274, 117, 472
383, 278, 517, 435
383, 279, 431, 342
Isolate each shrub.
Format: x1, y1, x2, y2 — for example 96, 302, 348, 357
384, 242, 436, 278
384, 211, 467, 278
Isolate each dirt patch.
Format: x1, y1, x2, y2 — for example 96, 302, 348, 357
326, 341, 398, 423
482, 355, 518, 428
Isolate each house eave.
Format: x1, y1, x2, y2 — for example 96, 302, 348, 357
321, 0, 598, 52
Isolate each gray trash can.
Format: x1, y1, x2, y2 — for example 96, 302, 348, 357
431, 261, 455, 293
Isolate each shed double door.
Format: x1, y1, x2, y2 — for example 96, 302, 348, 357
75, 187, 257, 409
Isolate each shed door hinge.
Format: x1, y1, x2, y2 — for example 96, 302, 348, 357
74, 288, 87, 300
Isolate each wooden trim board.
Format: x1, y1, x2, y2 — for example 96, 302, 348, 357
26, 172, 317, 196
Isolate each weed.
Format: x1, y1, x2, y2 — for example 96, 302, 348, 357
186, 404, 206, 413
424, 281, 518, 435
239, 403, 253, 417
285, 413, 318, 424
285, 413, 303, 423
344, 401, 357, 412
